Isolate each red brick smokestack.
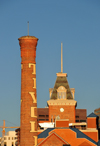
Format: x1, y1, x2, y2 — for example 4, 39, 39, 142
18, 36, 38, 146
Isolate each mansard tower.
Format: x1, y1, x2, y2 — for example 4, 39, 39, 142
18, 35, 38, 146
47, 43, 77, 123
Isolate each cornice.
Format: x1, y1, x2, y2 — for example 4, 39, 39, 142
47, 99, 77, 106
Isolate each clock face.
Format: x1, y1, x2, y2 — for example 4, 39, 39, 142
60, 108, 64, 112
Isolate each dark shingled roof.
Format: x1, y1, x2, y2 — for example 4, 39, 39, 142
50, 76, 73, 100
38, 128, 55, 138
87, 112, 98, 118
70, 128, 97, 145
38, 128, 97, 145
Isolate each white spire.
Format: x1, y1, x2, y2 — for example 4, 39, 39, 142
61, 42, 63, 73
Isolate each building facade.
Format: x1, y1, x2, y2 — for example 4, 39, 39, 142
37, 108, 86, 123
17, 34, 100, 145
1, 131, 17, 146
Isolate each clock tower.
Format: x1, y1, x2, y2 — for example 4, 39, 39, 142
47, 43, 77, 123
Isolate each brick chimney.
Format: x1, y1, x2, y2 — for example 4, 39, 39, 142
18, 36, 38, 146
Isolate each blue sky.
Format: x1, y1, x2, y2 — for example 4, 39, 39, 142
0, 0, 100, 136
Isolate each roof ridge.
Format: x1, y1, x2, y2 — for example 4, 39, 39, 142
70, 128, 97, 145
38, 130, 70, 146
87, 112, 98, 118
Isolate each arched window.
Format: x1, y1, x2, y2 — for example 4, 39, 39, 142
57, 86, 67, 99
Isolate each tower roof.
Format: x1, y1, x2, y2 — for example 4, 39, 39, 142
50, 44, 73, 100
87, 112, 98, 118
50, 73, 73, 100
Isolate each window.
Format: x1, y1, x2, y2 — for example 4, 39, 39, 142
81, 125, 86, 130
76, 116, 79, 118
75, 120, 79, 122
57, 86, 67, 99
80, 120, 86, 122
8, 137, 10, 140
58, 92, 66, 99
38, 119, 45, 121
40, 127, 44, 130
4, 137, 6, 140
39, 115, 45, 117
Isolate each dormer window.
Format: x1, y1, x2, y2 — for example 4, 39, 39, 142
57, 86, 67, 99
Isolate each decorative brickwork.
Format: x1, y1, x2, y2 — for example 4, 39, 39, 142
18, 36, 38, 146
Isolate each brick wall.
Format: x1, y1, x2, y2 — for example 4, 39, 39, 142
37, 108, 49, 121
55, 120, 69, 128
87, 118, 97, 129
49, 105, 75, 123
75, 109, 87, 122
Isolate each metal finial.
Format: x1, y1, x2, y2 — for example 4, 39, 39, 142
61, 42, 63, 73
27, 21, 29, 36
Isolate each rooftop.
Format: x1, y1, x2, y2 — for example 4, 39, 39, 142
18, 35, 38, 40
